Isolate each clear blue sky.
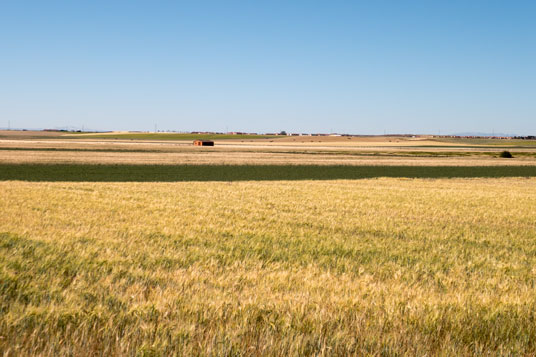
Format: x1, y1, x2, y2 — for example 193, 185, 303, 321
1, 1, 535, 134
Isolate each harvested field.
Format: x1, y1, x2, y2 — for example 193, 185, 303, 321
2, 149, 536, 166
1, 136, 536, 166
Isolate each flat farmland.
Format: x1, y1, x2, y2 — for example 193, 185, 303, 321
1, 179, 536, 355
2, 146, 536, 166
2, 131, 536, 355
1, 131, 536, 167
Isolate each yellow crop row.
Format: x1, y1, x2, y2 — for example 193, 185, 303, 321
1, 178, 536, 355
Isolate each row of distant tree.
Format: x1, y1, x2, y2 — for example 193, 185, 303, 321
512, 136, 536, 140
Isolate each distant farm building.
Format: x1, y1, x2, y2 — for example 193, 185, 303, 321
193, 140, 214, 146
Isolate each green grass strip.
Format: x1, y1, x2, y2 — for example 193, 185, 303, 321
0, 147, 162, 153
1, 164, 536, 182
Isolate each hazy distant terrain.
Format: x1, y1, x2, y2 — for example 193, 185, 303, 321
1, 131, 536, 355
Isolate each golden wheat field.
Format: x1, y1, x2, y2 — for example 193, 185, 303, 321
1, 178, 536, 355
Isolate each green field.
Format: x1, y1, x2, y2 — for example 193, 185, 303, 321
0, 147, 163, 153
1, 163, 536, 182
431, 137, 536, 147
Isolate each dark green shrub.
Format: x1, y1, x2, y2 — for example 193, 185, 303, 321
499, 151, 513, 158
